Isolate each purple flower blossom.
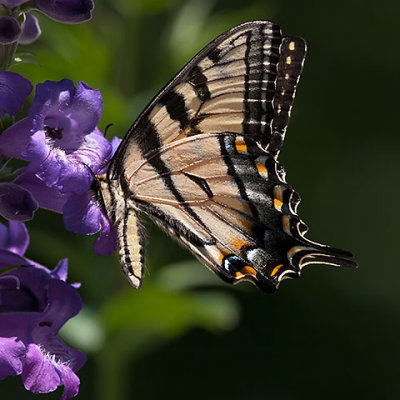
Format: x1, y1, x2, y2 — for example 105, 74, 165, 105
0, 78, 119, 254
0, 221, 85, 398
0, 79, 106, 195
0, 0, 93, 24
19, 12, 41, 45
33, 0, 94, 24
0, 16, 21, 44
0, 182, 38, 221
0, 263, 86, 399
0, 71, 33, 118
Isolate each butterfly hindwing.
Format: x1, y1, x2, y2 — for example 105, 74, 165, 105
101, 21, 356, 292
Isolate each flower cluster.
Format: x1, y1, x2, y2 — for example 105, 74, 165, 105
0, 1, 119, 398
0, 76, 119, 253
0, 221, 85, 399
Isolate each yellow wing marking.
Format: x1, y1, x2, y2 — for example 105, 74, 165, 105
235, 265, 257, 278
274, 198, 283, 211
235, 137, 247, 153
273, 186, 284, 211
270, 264, 284, 277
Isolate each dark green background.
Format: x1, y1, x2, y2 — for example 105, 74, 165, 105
3, 0, 399, 398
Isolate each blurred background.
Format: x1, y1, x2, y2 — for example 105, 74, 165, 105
3, 0, 400, 398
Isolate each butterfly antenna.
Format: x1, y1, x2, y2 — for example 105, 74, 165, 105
104, 123, 114, 139
78, 161, 97, 179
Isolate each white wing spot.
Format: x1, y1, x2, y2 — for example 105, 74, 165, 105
289, 41, 295, 51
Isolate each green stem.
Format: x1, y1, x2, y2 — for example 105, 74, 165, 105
0, 41, 18, 71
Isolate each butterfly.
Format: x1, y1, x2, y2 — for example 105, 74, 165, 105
93, 20, 357, 293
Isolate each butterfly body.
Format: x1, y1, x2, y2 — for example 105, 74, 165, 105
94, 21, 356, 293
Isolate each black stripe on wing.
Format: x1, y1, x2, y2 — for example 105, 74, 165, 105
243, 23, 281, 148
160, 90, 190, 130
129, 120, 218, 244
268, 37, 306, 158
108, 21, 284, 179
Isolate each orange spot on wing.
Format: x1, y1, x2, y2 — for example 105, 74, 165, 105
235, 137, 247, 153
274, 198, 283, 210
270, 264, 284, 277
235, 265, 258, 282
282, 215, 291, 234
230, 238, 249, 253
256, 163, 268, 176
240, 266, 257, 276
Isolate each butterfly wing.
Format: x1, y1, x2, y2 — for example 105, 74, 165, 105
107, 21, 356, 292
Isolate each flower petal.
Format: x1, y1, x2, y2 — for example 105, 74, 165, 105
0, 117, 33, 159
38, 276, 83, 332
19, 12, 41, 45
5, 220, 29, 256
59, 127, 111, 193
22, 343, 61, 394
0, 182, 38, 221
0, 16, 21, 44
57, 362, 81, 400
30, 79, 102, 143
0, 249, 33, 268
0, 1, 29, 8
22, 342, 84, 399
15, 172, 68, 213
0, 72, 33, 119
0, 337, 26, 380
34, 0, 94, 24
62, 192, 102, 235
97, 135, 122, 175
93, 214, 117, 256
51, 258, 68, 282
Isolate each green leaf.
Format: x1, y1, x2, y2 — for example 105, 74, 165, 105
102, 285, 240, 337
154, 259, 225, 290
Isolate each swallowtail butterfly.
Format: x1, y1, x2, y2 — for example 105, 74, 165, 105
93, 21, 357, 293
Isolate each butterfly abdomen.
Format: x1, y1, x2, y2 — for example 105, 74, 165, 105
96, 177, 146, 289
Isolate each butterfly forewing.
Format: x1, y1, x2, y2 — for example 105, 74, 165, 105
101, 21, 356, 292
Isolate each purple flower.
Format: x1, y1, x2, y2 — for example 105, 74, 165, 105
0, 221, 85, 398
33, 0, 94, 24
0, 262, 86, 399
0, 0, 29, 8
63, 190, 118, 255
0, 16, 21, 44
0, 79, 107, 196
19, 12, 41, 45
0, 78, 119, 255
0, 220, 34, 268
0, 71, 33, 118
62, 135, 121, 255
0, 182, 38, 221
15, 171, 69, 213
